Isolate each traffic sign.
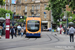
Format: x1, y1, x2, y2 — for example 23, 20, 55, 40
6, 13, 10, 19
6, 13, 10, 39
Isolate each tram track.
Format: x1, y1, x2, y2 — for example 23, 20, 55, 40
0, 34, 60, 44
0, 34, 61, 50
46, 34, 60, 43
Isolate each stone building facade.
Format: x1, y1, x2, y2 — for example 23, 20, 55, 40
0, 0, 51, 29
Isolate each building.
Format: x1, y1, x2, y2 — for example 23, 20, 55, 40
0, 0, 51, 29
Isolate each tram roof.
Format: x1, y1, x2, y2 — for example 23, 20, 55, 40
28, 16, 40, 17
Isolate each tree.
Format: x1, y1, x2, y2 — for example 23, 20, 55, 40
0, 8, 13, 19
46, 0, 69, 22
16, 16, 27, 22
69, 0, 75, 12
0, 0, 5, 5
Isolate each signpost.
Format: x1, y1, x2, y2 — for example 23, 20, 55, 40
6, 13, 10, 39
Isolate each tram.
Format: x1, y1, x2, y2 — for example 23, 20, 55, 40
26, 16, 41, 37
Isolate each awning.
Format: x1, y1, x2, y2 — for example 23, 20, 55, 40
0, 17, 5, 23
0, 17, 5, 21
42, 21, 48, 23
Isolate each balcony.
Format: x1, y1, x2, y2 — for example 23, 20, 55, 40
6, 2, 10, 6
23, 10, 27, 14
16, 1, 21, 4
40, 0, 49, 3
35, 0, 40, 3
30, 9, 34, 14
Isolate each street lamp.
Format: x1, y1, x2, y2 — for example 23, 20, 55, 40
63, 16, 72, 34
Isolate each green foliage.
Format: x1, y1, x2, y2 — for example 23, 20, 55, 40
46, 0, 69, 23
60, 11, 75, 23
16, 16, 27, 22
0, 0, 5, 5
60, 11, 72, 18
17, 14, 19, 16
69, 0, 75, 11
46, 0, 75, 25
0, 8, 13, 20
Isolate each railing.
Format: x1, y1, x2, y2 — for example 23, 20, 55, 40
40, 0, 49, 3
35, 0, 40, 3
30, 9, 34, 14
23, 10, 27, 14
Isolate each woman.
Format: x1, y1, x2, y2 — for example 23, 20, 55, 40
20, 28, 24, 37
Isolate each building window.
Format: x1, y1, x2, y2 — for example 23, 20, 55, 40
8, 6, 10, 10
35, 0, 40, 1
36, 5, 40, 9
17, 6, 21, 10
18, 0, 21, 3
25, 0, 27, 1
44, 14, 46, 18
14, 6, 16, 12
32, 0, 34, 1
36, 13, 40, 16
32, 14, 34, 16
8, 0, 9, 3
44, 4, 47, 9
25, 13, 27, 17
25, 5, 27, 12
32, 5, 34, 10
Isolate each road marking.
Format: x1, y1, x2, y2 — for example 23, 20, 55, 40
55, 46, 75, 49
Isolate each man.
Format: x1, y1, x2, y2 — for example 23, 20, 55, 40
14, 26, 17, 37
10, 26, 15, 39
69, 25, 75, 42
63, 26, 66, 34
17, 25, 21, 35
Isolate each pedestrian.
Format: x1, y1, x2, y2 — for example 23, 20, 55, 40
61, 27, 64, 34
57, 26, 60, 34
69, 25, 75, 42
10, 26, 15, 39
0, 26, 3, 39
14, 26, 17, 37
20, 28, 24, 37
63, 26, 67, 34
17, 24, 21, 35
67, 26, 70, 35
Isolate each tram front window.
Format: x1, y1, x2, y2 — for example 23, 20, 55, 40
27, 20, 40, 32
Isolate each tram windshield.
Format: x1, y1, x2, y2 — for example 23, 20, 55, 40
27, 20, 40, 32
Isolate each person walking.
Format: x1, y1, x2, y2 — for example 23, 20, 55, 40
69, 25, 75, 42
63, 26, 67, 34
17, 25, 21, 35
20, 28, 24, 37
10, 26, 15, 39
14, 26, 17, 37
0, 26, 3, 39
